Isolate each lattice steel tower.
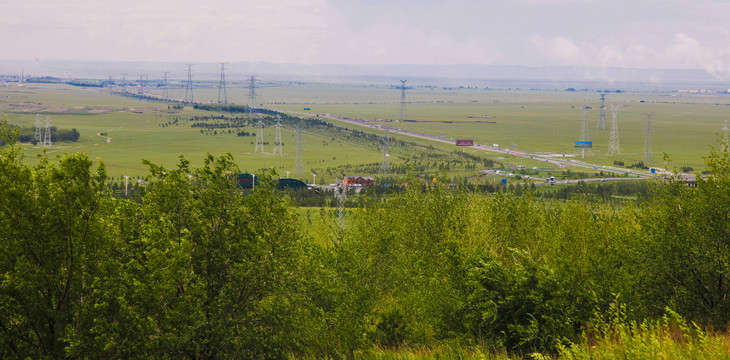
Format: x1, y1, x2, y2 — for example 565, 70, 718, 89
334, 181, 347, 228
597, 93, 607, 130
162, 71, 169, 99
184, 64, 194, 103
43, 116, 52, 148
294, 126, 304, 179
643, 113, 654, 164
34, 114, 42, 143
607, 105, 621, 156
399, 80, 407, 121
380, 126, 389, 176
255, 114, 265, 154
248, 76, 257, 113
217, 62, 228, 104
272, 114, 283, 156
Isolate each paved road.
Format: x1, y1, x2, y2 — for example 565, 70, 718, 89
281, 110, 655, 180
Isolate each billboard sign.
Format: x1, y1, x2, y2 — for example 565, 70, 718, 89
575, 141, 593, 148
456, 139, 474, 146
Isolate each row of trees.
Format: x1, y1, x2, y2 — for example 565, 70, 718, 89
0, 124, 80, 146
1, 117, 729, 358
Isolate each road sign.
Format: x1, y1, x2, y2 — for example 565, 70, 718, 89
575, 141, 593, 148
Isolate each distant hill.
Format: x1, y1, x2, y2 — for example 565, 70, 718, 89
0, 59, 726, 89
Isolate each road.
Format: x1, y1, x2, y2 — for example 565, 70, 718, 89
280, 110, 655, 181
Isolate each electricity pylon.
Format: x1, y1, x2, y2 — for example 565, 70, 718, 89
34, 114, 41, 144
272, 114, 283, 156
643, 113, 654, 164
597, 93, 607, 130
399, 80, 407, 121
217, 62, 228, 104
255, 115, 265, 154
184, 63, 194, 103
607, 105, 621, 156
380, 126, 389, 176
294, 125, 304, 179
43, 116, 52, 148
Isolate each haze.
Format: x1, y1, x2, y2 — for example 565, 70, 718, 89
2, 0, 730, 79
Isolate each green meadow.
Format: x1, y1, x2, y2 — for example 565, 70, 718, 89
2, 81, 728, 181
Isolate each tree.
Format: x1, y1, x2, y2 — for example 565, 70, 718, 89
0, 117, 109, 359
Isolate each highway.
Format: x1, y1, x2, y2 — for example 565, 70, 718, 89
280, 110, 655, 181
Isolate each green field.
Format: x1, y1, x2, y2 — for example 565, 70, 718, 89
2, 81, 728, 181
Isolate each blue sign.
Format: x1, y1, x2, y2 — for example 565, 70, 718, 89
575, 141, 593, 149
502, 179, 508, 184
651, 168, 656, 173
303, 107, 311, 111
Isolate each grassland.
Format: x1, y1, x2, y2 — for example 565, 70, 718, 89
2, 80, 728, 181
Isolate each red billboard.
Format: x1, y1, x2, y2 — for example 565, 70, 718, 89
456, 139, 474, 146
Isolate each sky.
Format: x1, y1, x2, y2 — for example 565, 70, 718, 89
3, 0, 730, 77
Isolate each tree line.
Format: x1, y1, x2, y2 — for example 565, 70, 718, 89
1, 117, 729, 359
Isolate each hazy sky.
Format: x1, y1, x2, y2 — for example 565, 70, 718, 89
3, 0, 730, 76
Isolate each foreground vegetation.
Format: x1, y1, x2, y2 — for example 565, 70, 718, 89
2, 115, 730, 359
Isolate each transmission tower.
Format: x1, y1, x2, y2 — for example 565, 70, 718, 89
217, 62, 228, 104
34, 114, 42, 143
723, 120, 728, 152
272, 114, 283, 156
597, 93, 607, 130
380, 126, 389, 176
399, 80, 407, 121
643, 113, 654, 164
579, 107, 590, 158
335, 182, 347, 227
607, 105, 621, 156
162, 71, 169, 99
254, 114, 265, 154
43, 116, 52, 148
184, 63, 194, 103
295, 125, 304, 179
248, 75, 257, 113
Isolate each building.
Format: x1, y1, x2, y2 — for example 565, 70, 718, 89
341, 176, 374, 187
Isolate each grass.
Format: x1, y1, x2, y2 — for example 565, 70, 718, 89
3, 81, 726, 181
